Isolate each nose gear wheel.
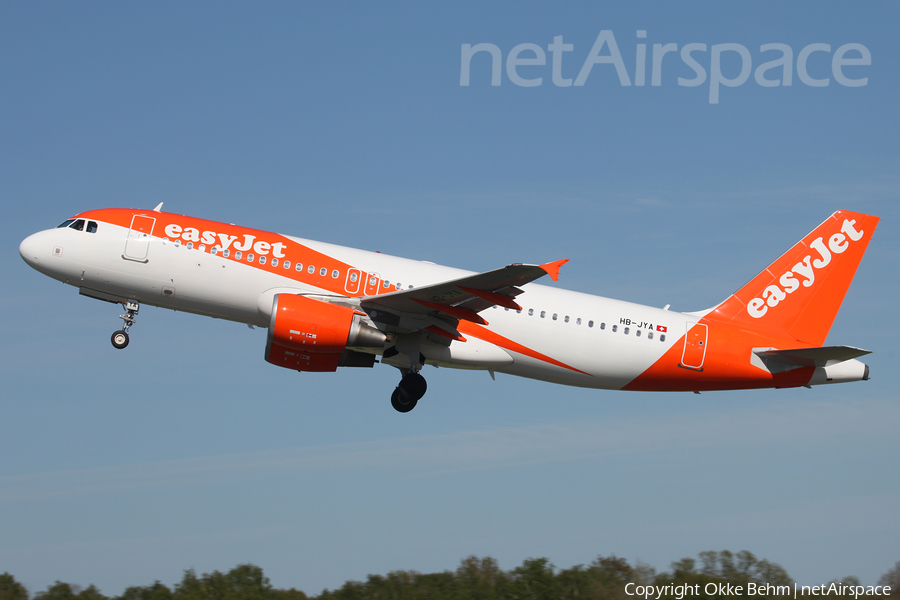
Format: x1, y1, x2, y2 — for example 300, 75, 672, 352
111, 300, 140, 349
111, 330, 129, 349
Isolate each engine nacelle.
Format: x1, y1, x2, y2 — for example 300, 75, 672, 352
265, 294, 386, 372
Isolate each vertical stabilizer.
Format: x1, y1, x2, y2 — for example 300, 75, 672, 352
706, 210, 879, 346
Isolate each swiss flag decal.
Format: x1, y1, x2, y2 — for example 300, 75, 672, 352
657, 325, 667, 333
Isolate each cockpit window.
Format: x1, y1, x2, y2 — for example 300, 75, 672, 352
69, 219, 85, 231
86, 221, 98, 233
57, 219, 75, 228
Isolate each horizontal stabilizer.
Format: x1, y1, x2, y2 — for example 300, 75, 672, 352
754, 345, 871, 368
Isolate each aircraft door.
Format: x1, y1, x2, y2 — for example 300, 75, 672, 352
123, 215, 156, 262
364, 273, 381, 296
345, 268, 362, 294
680, 322, 708, 370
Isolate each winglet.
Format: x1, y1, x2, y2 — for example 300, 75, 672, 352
153, 202, 164, 212
539, 259, 569, 282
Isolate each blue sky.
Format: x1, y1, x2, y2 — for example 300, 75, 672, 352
2, 1, 898, 595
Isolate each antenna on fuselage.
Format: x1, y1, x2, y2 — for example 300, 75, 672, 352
153, 202, 164, 212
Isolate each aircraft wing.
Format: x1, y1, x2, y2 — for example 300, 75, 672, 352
360, 259, 567, 336
754, 346, 871, 368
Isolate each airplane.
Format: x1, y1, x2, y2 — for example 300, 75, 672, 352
19, 206, 879, 412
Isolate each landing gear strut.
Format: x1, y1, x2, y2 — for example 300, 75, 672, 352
391, 371, 427, 413
111, 300, 140, 349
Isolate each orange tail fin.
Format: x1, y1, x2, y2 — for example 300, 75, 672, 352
706, 210, 880, 346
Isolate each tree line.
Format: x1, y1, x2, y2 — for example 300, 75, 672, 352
2, 552, 898, 600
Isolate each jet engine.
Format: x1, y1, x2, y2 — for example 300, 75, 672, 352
265, 294, 386, 372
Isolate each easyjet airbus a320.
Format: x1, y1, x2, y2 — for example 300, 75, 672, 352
20, 207, 878, 412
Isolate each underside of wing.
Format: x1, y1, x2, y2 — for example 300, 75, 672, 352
360, 259, 567, 336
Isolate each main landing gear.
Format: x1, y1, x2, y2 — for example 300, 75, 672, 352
390, 370, 427, 413
111, 300, 140, 349
384, 340, 428, 413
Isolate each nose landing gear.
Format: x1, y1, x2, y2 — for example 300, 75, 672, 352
111, 300, 140, 349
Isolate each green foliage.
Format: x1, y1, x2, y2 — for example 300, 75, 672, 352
455, 556, 505, 600
0, 573, 29, 600
76, 586, 107, 600
172, 565, 277, 600
35, 583, 79, 600
271, 589, 308, 600
34, 582, 110, 600
878, 562, 900, 596
654, 551, 794, 599
507, 557, 560, 599
115, 582, 174, 600
7, 551, 823, 600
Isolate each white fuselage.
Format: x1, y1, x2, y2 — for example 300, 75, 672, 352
20, 217, 686, 390
22, 207, 874, 398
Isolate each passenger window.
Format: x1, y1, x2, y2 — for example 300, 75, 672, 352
600, 322, 606, 330
540, 311, 546, 318
211, 247, 218, 255
552, 313, 557, 321
564, 316, 570, 323
234, 250, 241, 259
350, 273, 358, 283
247, 253, 254, 262
295, 263, 302, 271
57, 219, 75, 228
283, 260, 290, 269
588, 320, 594, 328
187, 242, 193, 249
648, 331, 654, 340
576, 318, 582, 325
528, 309, 534, 316
271, 258, 278, 267
70, 219, 85, 231
87, 221, 98, 233
612, 325, 618, 332
259, 256, 266, 265
334, 270, 341, 279
308, 265, 315, 274
636, 329, 641, 337
223, 249, 230, 257
320, 267, 327, 276
660, 334, 666, 342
